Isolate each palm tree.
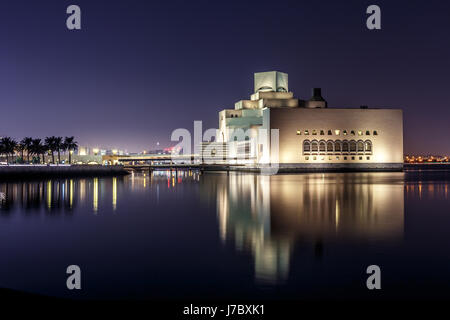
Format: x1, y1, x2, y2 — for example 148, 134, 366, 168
55, 137, 63, 164
30, 139, 44, 163
0, 137, 17, 164
45, 136, 57, 163
16, 142, 26, 162
64, 136, 78, 164
21, 137, 33, 163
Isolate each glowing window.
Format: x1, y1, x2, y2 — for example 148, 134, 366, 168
296, 130, 301, 135
312, 130, 317, 135
365, 141, 372, 152
343, 130, 348, 136
305, 130, 309, 135
358, 130, 363, 136
335, 130, 340, 135
336, 156, 340, 160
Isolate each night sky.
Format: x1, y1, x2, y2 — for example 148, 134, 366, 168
0, 0, 449, 154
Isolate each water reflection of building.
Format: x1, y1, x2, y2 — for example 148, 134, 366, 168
208, 173, 405, 284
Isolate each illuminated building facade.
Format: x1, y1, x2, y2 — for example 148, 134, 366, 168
218, 71, 404, 170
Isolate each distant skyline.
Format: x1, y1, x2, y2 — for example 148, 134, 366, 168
1, 0, 449, 154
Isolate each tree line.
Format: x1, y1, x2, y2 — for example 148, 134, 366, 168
0, 136, 78, 164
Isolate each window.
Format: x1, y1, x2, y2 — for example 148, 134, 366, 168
351, 156, 355, 160
366, 156, 370, 160
343, 130, 348, 136
234, 136, 238, 141
305, 156, 309, 160
304, 130, 309, 135
296, 130, 301, 135
357, 141, 364, 152
328, 130, 332, 135
336, 156, 340, 160
313, 156, 317, 160
320, 156, 325, 160
245, 136, 249, 141
358, 130, 363, 136
335, 130, 340, 135
366, 131, 370, 135
329, 156, 332, 160
303, 140, 311, 153
359, 156, 363, 160
311, 141, 319, 152
312, 130, 317, 135
373, 130, 378, 135
335, 141, 342, 152
350, 140, 357, 152
342, 141, 349, 152
319, 141, 326, 153
320, 130, 325, 135
350, 130, 355, 135
365, 140, 372, 153
327, 141, 334, 153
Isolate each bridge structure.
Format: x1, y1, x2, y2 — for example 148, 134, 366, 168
101, 154, 247, 173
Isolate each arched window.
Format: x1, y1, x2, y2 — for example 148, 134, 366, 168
343, 130, 348, 136
357, 140, 364, 152
234, 136, 238, 141
327, 141, 334, 153
304, 130, 309, 135
335, 140, 342, 153
373, 130, 378, 135
319, 140, 326, 153
365, 130, 370, 135
312, 130, 317, 135
320, 130, 325, 135
342, 140, 349, 153
365, 140, 372, 153
350, 130, 355, 135
311, 140, 319, 153
303, 140, 311, 153
350, 140, 357, 152
245, 136, 250, 141
328, 130, 332, 135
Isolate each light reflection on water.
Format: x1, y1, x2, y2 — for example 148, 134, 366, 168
206, 173, 406, 284
0, 170, 449, 299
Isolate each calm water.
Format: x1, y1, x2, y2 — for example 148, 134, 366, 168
0, 170, 449, 300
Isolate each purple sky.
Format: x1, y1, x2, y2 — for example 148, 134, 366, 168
0, 0, 449, 154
